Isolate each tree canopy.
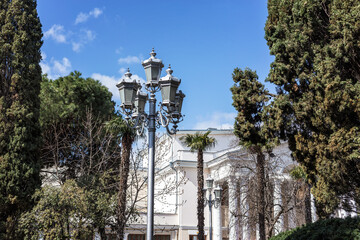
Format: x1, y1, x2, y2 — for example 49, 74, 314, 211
231, 68, 277, 240
40, 71, 114, 128
180, 131, 216, 152
40, 72, 117, 180
0, 0, 43, 237
265, 0, 360, 217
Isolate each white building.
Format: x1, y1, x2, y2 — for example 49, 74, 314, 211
123, 129, 317, 240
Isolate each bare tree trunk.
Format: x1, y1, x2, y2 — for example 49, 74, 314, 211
99, 227, 107, 240
197, 149, 205, 240
256, 151, 266, 240
116, 132, 134, 240
304, 183, 312, 224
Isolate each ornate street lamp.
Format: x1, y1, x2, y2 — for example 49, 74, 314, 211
117, 49, 185, 240
116, 69, 141, 112
204, 176, 222, 240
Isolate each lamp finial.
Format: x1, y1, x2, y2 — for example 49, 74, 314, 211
166, 64, 173, 76
124, 68, 132, 78
150, 48, 156, 58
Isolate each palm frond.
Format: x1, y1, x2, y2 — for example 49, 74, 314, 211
179, 131, 216, 152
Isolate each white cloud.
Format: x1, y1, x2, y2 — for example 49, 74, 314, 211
71, 29, 96, 53
72, 42, 82, 52
115, 47, 124, 54
90, 8, 103, 18
91, 74, 120, 101
118, 56, 141, 65
194, 112, 236, 130
84, 30, 96, 41
53, 58, 71, 75
44, 22, 97, 52
40, 55, 72, 80
44, 24, 66, 43
40, 62, 51, 76
75, 8, 103, 24
41, 52, 47, 61
75, 12, 89, 24
119, 67, 127, 74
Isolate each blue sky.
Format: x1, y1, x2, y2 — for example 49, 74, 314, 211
37, 0, 274, 130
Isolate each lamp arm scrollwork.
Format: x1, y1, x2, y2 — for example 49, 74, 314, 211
119, 106, 149, 136
166, 124, 177, 135
213, 199, 221, 208
158, 105, 170, 127
136, 114, 148, 136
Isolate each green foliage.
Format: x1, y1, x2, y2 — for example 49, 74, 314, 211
19, 179, 101, 240
76, 172, 117, 238
270, 217, 360, 240
40, 72, 114, 128
40, 72, 126, 237
290, 166, 307, 180
231, 68, 282, 240
105, 115, 136, 140
180, 131, 216, 240
265, 0, 360, 217
40, 72, 117, 179
230, 68, 277, 149
39, 72, 138, 239
0, 0, 43, 237
180, 131, 216, 152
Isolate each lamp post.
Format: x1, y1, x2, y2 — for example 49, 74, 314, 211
116, 49, 185, 240
204, 176, 223, 240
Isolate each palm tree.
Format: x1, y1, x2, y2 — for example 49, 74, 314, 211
180, 131, 216, 240
105, 117, 136, 240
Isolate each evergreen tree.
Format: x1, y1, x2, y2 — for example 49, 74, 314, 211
40, 72, 121, 239
180, 131, 216, 240
0, 0, 43, 238
40, 72, 115, 181
265, 0, 360, 217
231, 68, 276, 240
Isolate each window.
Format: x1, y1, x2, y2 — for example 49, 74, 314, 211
154, 235, 170, 240
189, 235, 207, 240
128, 234, 145, 240
189, 235, 198, 240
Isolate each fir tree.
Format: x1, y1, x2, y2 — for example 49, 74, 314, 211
265, 0, 360, 217
0, 0, 43, 238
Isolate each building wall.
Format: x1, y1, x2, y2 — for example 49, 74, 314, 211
126, 129, 320, 240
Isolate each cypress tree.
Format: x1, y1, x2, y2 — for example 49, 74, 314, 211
231, 68, 276, 240
0, 0, 43, 238
265, 0, 360, 217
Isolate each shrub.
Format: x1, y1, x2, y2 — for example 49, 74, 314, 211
270, 217, 360, 240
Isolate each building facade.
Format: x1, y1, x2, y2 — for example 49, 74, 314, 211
124, 129, 317, 240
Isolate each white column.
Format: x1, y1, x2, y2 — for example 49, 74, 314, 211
273, 178, 283, 235
213, 198, 222, 240
349, 199, 357, 217
311, 193, 317, 222
170, 230, 177, 240
240, 180, 249, 240
228, 177, 240, 240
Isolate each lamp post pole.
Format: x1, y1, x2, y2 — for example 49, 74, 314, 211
205, 176, 223, 240
147, 92, 156, 240
116, 49, 185, 240
208, 191, 213, 240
